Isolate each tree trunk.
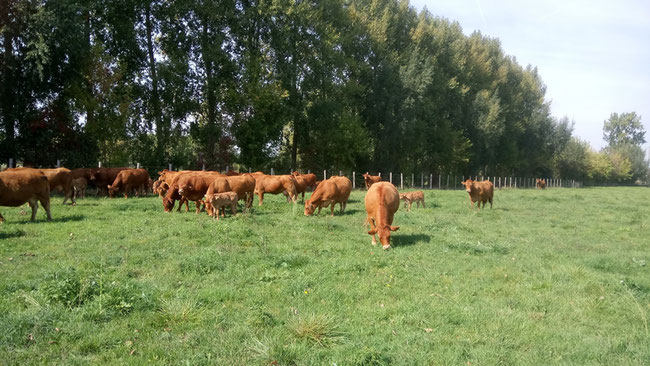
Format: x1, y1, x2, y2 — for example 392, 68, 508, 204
201, 17, 218, 168
145, 3, 164, 157
1, 2, 15, 156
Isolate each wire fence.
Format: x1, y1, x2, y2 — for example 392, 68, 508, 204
3, 158, 585, 190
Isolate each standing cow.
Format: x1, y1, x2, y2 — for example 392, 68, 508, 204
362, 173, 382, 190
461, 179, 494, 210
364, 182, 400, 250
0, 168, 52, 222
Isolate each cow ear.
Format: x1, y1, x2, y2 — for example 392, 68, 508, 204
389, 226, 400, 231
368, 229, 377, 235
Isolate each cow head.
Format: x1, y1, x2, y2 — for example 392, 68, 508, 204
107, 184, 117, 198
89, 169, 99, 182
461, 179, 474, 193
162, 196, 175, 212
368, 225, 400, 250
204, 194, 215, 217
304, 199, 316, 216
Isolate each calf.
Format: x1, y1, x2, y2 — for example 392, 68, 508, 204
536, 178, 547, 189
362, 173, 381, 190
461, 179, 493, 210
364, 182, 400, 249
206, 192, 238, 220
107, 169, 150, 198
0, 168, 52, 222
203, 177, 234, 216
399, 190, 425, 211
73, 177, 88, 199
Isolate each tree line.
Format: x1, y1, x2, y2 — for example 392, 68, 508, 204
1, 0, 648, 184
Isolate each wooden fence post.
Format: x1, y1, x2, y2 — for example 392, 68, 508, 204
438, 174, 441, 189
389, 172, 392, 184
9, 158, 13, 168
323, 170, 327, 180
168, 163, 172, 171
429, 174, 432, 189
400, 173, 403, 189
271, 168, 274, 175
353, 171, 356, 189
446, 175, 449, 189
202, 164, 206, 171
137, 163, 140, 169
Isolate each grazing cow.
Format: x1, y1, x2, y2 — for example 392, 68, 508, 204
0, 168, 52, 222
254, 174, 297, 205
362, 173, 382, 190
164, 172, 226, 213
364, 182, 400, 250
41, 168, 76, 205
206, 192, 238, 220
90, 167, 128, 196
536, 178, 547, 189
107, 169, 150, 198
304, 176, 352, 216
399, 191, 425, 211
461, 179, 493, 210
73, 177, 88, 199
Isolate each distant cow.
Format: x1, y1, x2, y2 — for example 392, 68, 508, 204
107, 169, 150, 198
304, 176, 352, 216
399, 190, 425, 211
292, 172, 317, 189
362, 173, 381, 190
536, 178, 547, 189
461, 179, 493, 210
90, 167, 128, 196
41, 168, 76, 205
207, 192, 238, 220
73, 177, 88, 199
0, 168, 52, 222
364, 182, 400, 250
285, 173, 311, 202
253, 174, 297, 205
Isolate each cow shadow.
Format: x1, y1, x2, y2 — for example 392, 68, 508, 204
393, 234, 431, 247
16, 214, 86, 225
0, 230, 26, 239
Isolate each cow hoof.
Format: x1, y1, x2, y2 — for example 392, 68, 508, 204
382, 245, 391, 250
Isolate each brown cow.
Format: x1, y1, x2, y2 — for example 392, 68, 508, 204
364, 182, 400, 250
71, 168, 92, 180
207, 192, 238, 220
461, 179, 494, 210
41, 168, 75, 205
292, 172, 317, 189
227, 174, 256, 210
165, 172, 226, 213
254, 174, 297, 205
304, 176, 352, 216
0, 168, 52, 222
399, 190, 425, 211
284, 174, 310, 202
362, 173, 382, 190
536, 178, 547, 189
73, 177, 88, 199
90, 167, 128, 196
107, 169, 150, 198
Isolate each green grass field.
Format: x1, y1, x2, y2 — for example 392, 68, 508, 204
1, 187, 649, 365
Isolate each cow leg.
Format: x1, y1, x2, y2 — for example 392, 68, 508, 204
0, 212, 4, 222
489, 198, 493, 208
124, 184, 131, 199
27, 199, 39, 222
301, 191, 305, 202
369, 218, 378, 245
258, 191, 264, 206
422, 199, 425, 208
330, 202, 336, 216
195, 201, 201, 214
39, 195, 52, 221
231, 203, 237, 216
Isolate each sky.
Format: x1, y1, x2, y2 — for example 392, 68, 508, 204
409, 0, 650, 151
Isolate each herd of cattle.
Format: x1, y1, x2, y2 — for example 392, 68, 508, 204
0, 167, 552, 249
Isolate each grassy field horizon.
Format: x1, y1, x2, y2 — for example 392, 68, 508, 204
1, 186, 649, 365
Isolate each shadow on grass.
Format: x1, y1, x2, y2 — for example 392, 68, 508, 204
0, 230, 26, 239
16, 214, 86, 225
393, 234, 431, 247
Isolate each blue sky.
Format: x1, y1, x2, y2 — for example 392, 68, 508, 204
409, 0, 650, 151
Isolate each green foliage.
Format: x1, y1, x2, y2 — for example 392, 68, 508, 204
603, 112, 646, 147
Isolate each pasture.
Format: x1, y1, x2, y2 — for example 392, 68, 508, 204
1, 187, 649, 365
